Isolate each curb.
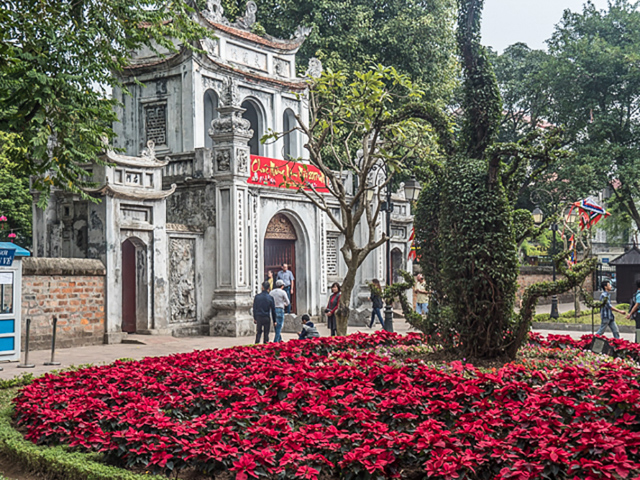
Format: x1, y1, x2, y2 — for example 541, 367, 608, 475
532, 322, 635, 334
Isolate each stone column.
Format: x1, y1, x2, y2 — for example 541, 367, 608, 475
209, 78, 255, 336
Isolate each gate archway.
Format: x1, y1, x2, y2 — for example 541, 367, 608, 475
264, 214, 297, 313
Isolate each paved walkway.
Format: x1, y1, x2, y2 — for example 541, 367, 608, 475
0, 314, 632, 379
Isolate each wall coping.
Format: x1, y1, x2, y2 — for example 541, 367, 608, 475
22, 257, 106, 276
520, 266, 554, 275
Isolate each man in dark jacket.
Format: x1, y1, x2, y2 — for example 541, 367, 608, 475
253, 281, 276, 343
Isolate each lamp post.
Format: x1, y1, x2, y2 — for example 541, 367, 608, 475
531, 191, 560, 319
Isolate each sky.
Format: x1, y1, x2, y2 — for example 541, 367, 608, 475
481, 0, 611, 52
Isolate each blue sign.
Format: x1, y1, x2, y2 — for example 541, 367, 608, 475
0, 249, 15, 267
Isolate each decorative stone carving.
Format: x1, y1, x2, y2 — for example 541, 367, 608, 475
210, 113, 253, 138
201, 37, 219, 57
203, 0, 226, 23
305, 57, 323, 78
237, 191, 245, 285
237, 150, 249, 174
251, 194, 260, 295
141, 140, 156, 160
265, 214, 297, 240
169, 238, 197, 323
227, 43, 267, 71
292, 25, 313, 39
216, 150, 230, 171
274, 58, 290, 78
235, 1, 257, 29
155, 79, 167, 95
220, 77, 240, 108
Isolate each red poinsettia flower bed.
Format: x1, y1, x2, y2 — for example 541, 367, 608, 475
13, 332, 640, 479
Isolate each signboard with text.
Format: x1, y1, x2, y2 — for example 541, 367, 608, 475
248, 155, 329, 192
0, 249, 15, 267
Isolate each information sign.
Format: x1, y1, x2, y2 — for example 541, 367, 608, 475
0, 249, 15, 267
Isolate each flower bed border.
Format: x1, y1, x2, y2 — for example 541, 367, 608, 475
0, 380, 163, 480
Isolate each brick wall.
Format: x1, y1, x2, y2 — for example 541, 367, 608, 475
21, 258, 106, 350
516, 266, 593, 307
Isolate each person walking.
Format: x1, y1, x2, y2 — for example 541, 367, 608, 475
270, 279, 290, 342
626, 279, 640, 342
325, 282, 341, 337
368, 279, 385, 329
253, 281, 276, 344
276, 263, 295, 313
597, 279, 625, 339
414, 274, 429, 315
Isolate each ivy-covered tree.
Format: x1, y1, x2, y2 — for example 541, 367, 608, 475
0, 0, 209, 204
406, 0, 596, 360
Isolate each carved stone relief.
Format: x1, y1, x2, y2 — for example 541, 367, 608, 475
237, 149, 249, 174
216, 150, 230, 171
227, 43, 267, 72
274, 58, 290, 78
155, 79, 167, 95
169, 238, 197, 323
202, 76, 222, 94
291, 25, 313, 39
265, 214, 297, 240
201, 37, 219, 57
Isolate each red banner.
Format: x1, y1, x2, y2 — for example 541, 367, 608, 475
248, 155, 328, 192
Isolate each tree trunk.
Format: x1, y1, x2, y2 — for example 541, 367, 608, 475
336, 269, 357, 336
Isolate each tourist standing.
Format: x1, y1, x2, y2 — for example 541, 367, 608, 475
414, 274, 429, 315
270, 279, 290, 342
597, 280, 625, 339
253, 281, 276, 343
277, 263, 295, 313
265, 270, 274, 292
368, 279, 385, 328
325, 282, 341, 337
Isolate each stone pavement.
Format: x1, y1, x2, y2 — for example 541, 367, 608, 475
0, 317, 632, 380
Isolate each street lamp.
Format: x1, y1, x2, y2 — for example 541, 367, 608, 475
403, 176, 422, 202
531, 193, 560, 320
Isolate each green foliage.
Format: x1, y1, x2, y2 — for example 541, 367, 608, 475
403, 0, 598, 360
0, 136, 31, 247
220, 0, 458, 103
0, 0, 210, 205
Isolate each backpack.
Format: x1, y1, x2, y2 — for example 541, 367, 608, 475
630, 294, 638, 320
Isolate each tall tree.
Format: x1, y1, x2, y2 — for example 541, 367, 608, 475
543, 0, 640, 232
407, 0, 595, 360
0, 0, 209, 204
217, 0, 457, 102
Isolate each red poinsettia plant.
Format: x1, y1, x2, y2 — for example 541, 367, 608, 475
13, 332, 640, 479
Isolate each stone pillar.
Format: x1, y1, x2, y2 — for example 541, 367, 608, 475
209, 78, 255, 336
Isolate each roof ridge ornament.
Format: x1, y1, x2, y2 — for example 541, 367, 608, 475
141, 140, 156, 160
292, 25, 313, 39
305, 57, 323, 78
234, 1, 257, 30
203, 0, 227, 24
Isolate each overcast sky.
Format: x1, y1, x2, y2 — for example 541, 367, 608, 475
481, 0, 612, 52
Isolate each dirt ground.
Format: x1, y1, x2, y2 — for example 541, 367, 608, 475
0, 454, 40, 480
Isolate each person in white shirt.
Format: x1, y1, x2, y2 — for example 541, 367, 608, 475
270, 280, 290, 342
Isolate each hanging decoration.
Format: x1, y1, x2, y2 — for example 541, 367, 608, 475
407, 228, 417, 261
567, 198, 610, 231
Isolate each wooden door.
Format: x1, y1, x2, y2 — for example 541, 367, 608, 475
121, 240, 137, 333
264, 239, 296, 313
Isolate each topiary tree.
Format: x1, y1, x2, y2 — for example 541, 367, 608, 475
398, 0, 597, 360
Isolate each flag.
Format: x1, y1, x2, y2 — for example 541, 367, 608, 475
408, 228, 417, 261
567, 197, 610, 231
